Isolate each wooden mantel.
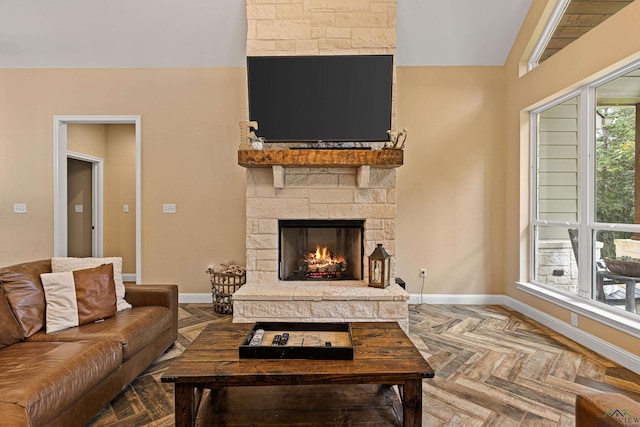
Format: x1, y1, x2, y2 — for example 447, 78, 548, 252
237, 149, 403, 168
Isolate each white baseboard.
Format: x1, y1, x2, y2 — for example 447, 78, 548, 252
179, 293, 212, 303
409, 293, 506, 305
122, 273, 137, 282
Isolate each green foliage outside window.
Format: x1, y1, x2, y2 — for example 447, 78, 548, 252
595, 106, 636, 258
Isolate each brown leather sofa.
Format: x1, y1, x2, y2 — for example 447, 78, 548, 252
576, 392, 640, 426
0, 259, 178, 427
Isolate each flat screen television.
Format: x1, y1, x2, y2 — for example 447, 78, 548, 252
247, 55, 393, 143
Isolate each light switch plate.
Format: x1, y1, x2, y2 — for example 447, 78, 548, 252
123, 204, 129, 213
75, 204, 83, 213
13, 203, 27, 214
163, 203, 177, 214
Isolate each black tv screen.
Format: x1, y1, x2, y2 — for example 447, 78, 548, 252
247, 55, 393, 143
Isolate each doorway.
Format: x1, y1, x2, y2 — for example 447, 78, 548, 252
67, 155, 102, 258
54, 116, 141, 282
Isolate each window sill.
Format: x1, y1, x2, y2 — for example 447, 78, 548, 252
516, 281, 640, 339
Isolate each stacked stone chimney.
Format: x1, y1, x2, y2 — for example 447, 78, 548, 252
234, 0, 408, 332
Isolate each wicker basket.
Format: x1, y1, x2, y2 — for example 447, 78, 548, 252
209, 271, 246, 315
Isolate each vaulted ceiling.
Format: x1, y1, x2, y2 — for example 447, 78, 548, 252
0, 0, 532, 68
1, 1, 635, 69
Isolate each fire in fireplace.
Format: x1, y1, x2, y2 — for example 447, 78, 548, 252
279, 220, 364, 281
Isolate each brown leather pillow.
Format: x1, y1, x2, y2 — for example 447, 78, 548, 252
0, 259, 51, 337
0, 286, 24, 348
40, 263, 117, 333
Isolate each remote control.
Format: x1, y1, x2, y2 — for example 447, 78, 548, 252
280, 333, 289, 346
271, 335, 282, 346
249, 329, 264, 346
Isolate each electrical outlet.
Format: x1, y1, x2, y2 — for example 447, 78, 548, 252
420, 268, 427, 278
570, 312, 578, 327
162, 203, 177, 214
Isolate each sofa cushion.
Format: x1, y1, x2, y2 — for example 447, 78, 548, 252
0, 402, 32, 427
0, 286, 24, 348
0, 340, 122, 427
52, 257, 132, 312
0, 260, 51, 337
41, 263, 117, 333
27, 305, 172, 362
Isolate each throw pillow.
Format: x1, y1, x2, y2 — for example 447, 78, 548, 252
0, 259, 51, 337
51, 257, 132, 311
0, 285, 24, 348
41, 263, 117, 333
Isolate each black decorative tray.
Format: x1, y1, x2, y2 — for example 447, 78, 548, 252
239, 322, 354, 360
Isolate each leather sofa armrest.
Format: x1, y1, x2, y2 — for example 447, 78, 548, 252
125, 284, 178, 342
576, 392, 640, 426
125, 284, 177, 309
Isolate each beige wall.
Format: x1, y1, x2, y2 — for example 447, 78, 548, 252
0, 68, 247, 293
504, 0, 640, 355
103, 124, 136, 274
0, 64, 506, 297
396, 66, 506, 295
68, 124, 108, 158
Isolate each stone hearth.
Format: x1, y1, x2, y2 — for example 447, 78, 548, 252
233, 281, 409, 332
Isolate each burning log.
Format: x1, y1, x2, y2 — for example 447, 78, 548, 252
302, 246, 347, 279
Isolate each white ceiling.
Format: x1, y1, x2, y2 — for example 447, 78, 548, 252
0, 0, 532, 68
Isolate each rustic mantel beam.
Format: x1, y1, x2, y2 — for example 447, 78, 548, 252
238, 149, 403, 168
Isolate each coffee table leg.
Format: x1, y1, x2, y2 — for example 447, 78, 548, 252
174, 384, 195, 427
403, 379, 422, 426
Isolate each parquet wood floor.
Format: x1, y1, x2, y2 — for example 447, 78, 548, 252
86, 304, 640, 426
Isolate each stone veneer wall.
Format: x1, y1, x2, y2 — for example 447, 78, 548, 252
536, 240, 604, 294
246, 0, 396, 56
238, 0, 408, 330
245, 166, 397, 285
536, 240, 578, 293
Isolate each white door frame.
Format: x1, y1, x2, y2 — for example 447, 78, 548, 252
67, 152, 104, 258
54, 115, 142, 283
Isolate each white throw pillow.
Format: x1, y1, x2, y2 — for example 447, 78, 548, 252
41, 263, 117, 333
51, 257, 132, 311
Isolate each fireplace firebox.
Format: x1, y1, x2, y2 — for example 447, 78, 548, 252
279, 220, 364, 281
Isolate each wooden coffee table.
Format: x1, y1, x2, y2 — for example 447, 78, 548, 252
161, 322, 434, 426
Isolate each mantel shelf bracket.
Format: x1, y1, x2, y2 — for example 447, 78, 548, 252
357, 166, 370, 188
273, 165, 285, 189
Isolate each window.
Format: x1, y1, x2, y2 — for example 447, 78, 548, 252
528, 0, 570, 70
528, 0, 634, 71
530, 61, 640, 317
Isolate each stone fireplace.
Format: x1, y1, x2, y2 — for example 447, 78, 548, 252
232, 0, 409, 331
233, 162, 409, 331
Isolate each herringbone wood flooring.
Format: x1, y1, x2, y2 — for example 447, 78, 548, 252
86, 304, 640, 426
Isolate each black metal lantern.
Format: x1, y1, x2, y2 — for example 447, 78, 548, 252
368, 243, 391, 288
